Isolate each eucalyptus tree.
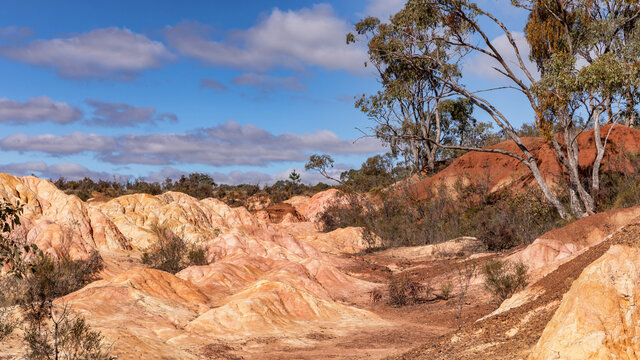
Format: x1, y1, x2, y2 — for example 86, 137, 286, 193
349, 12, 480, 174
351, 0, 640, 219
521, 0, 640, 215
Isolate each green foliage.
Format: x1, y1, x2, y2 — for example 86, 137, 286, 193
594, 152, 640, 211
0, 202, 40, 279
53, 172, 333, 209
24, 304, 113, 360
17, 253, 104, 325
142, 226, 208, 274
339, 153, 411, 194
2, 252, 112, 359
320, 179, 565, 251
0, 202, 111, 358
439, 281, 453, 300
482, 260, 529, 303
0, 306, 16, 341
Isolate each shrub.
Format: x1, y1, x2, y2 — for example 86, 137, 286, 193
142, 226, 208, 274
24, 303, 113, 360
387, 275, 424, 307
319, 180, 564, 251
482, 259, 528, 303
0, 307, 16, 341
369, 288, 384, 304
9, 253, 112, 360
18, 252, 104, 328
439, 281, 453, 300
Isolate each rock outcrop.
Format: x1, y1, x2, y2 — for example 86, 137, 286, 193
529, 243, 640, 359
0, 174, 384, 359
0, 174, 130, 260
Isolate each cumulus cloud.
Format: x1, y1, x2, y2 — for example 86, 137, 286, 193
0, 120, 384, 166
164, 5, 367, 73
0, 27, 174, 80
200, 78, 228, 92
0, 26, 34, 42
464, 32, 540, 82
232, 73, 307, 93
0, 132, 116, 154
144, 166, 339, 186
85, 99, 177, 127
0, 96, 83, 125
364, 0, 406, 20
0, 161, 120, 181
104, 120, 382, 166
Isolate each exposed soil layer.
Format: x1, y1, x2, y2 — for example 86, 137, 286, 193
392, 222, 640, 360
264, 202, 307, 223
408, 125, 640, 199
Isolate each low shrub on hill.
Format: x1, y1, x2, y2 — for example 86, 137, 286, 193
0, 202, 113, 359
320, 180, 565, 251
482, 259, 528, 303
142, 225, 208, 274
53, 172, 333, 208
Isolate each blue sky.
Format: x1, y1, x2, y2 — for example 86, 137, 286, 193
0, 0, 535, 185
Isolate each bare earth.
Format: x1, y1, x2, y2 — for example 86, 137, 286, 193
2, 171, 640, 359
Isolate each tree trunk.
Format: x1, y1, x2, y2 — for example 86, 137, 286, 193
504, 129, 570, 219
625, 90, 635, 127
592, 108, 611, 195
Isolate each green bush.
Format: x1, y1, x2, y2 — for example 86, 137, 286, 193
142, 226, 208, 274
319, 181, 564, 251
482, 259, 528, 303
387, 275, 424, 306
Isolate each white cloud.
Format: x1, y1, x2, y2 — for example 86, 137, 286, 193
144, 166, 338, 186
0, 27, 174, 80
0, 132, 116, 154
0, 96, 82, 124
86, 99, 177, 127
464, 32, 540, 82
232, 73, 307, 93
104, 120, 383, 166
0, 26, 34, 42
164, 5, 368, 73
0, 161, 120, 181
0, 120, 385, 166
364, 0, 406, 20
200, 78, 228, 92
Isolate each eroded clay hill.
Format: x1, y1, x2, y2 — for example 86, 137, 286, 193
408, 125, 640, 199
3, 172, 640, 359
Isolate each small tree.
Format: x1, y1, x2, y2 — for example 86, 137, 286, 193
142, 225, 208, 274
350, 0, 640, 220
0, 202, 39, 279
482, 259, 528, 303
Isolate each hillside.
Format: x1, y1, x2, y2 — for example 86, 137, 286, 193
1, 166, 640, 358
407, 125, 640, 199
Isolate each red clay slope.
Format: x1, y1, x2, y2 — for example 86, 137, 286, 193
407, 125, 640, 200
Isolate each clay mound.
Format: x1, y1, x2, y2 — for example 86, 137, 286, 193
376, 237, 485, 262
285, 189, 347, 222
529, 242, 640, 359
176, 257, 278, 301
263, 202, 307, 223
58, 264, 380, 358
296, 226, 377, 255
0, 174, 130, 260
96, 191, 260, 249
205, 228, 325, 263
508, 206, 640, 283
394, 217, 640, 360
186, 279, 383, 337
408, 125, 640, 199
59, 268, 212, 359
